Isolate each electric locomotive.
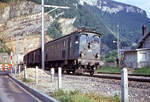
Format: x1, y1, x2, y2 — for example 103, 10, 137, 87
24, 29, 102, 75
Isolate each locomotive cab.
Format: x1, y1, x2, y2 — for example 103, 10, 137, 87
76, 32, 101, 75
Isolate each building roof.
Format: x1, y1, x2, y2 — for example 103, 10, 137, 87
124, 50, 137, 53
136, 48, 150, 51
137, 32, 150, 48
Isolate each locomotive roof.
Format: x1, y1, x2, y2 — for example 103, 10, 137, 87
47, 29, 102, 44
25, 29, 102, 55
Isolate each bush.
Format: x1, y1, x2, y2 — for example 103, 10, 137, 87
22, 78, 33, 83
1, 0, 24, 3
47, 21, 62, 40
104, 51, 118, 62
51, 90, 120, 102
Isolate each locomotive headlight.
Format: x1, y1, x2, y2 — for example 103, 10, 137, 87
80, 52, 84, 58
75, 41, 79, 44
95, 53, 100, 58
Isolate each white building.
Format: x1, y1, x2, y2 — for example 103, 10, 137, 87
136, 31, 150, 68
124, 27, 150, 68
136, 48, 150, 68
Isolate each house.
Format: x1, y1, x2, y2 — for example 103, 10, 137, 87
136, 30, 150, 68
124, 26, 150, 68
124, 50, 137, 68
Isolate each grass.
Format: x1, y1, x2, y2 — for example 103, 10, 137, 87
133, 67, 150, 75
51, 89, 120, 102
22, 78, 33, 83
98, 66, 121, 74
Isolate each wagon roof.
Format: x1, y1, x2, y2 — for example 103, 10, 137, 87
137, 32, 150, 48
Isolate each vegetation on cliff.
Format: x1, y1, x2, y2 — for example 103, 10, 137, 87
47, 20, 62, 40
29, 0, 150, 50
0, 39, 11, 54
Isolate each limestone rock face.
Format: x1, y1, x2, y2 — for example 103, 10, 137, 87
5, 35, 51, 64
0, 1, 41, 23
0, 1, 77, 64
0, 1, 52, 64
0, 1, 53, 42
58, 18, 77, 35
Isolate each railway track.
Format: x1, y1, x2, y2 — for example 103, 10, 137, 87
64, 72, 150, 82
98, 72, 150, 77
9, 69, 150, 102
61, 73, 150, 94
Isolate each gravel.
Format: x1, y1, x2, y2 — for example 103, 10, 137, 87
14, 68, 150, 102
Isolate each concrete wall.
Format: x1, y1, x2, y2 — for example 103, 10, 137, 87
137, 49, 150, 68
124, 51, 137, 68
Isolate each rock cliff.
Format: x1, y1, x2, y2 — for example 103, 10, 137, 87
0, 1, 77, 64
0, 1, 52, 64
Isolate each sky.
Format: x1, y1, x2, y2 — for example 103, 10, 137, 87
113, 0, 150, 18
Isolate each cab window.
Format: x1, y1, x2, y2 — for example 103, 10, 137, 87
75, 36, 79, 44
88, 35, 93, 43
93, 35, 100, 43
80, 34, 87, 44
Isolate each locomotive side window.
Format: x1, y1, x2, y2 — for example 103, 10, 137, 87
75, 36, 79, 44
88, 35, 93, 43
93, 36, 100, 43
70, 39, 72, 48
75, 36, 79, 40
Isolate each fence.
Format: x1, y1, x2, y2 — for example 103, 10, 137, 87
0, 64, 12, 72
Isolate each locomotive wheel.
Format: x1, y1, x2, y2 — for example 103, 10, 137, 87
66, 70, 70, 74
90, 71, 94, 76
72, 70, 76, 75
62, 70, 65, 74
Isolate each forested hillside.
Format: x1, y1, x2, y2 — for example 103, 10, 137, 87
30, 0, 150, 49
1, 0, 150, 50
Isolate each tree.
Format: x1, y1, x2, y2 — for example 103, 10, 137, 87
47, 21, 62, 40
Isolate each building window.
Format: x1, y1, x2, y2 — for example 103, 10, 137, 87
140, 53, 146, 62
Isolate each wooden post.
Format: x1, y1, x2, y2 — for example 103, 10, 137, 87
18, 65, 21, 75
51, 68, 55, 82
24, 65, 27, 79
121, 68, 128, 102
58, 67, 62, 89
35, 66, 38, 84
14, 66, 16, 74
